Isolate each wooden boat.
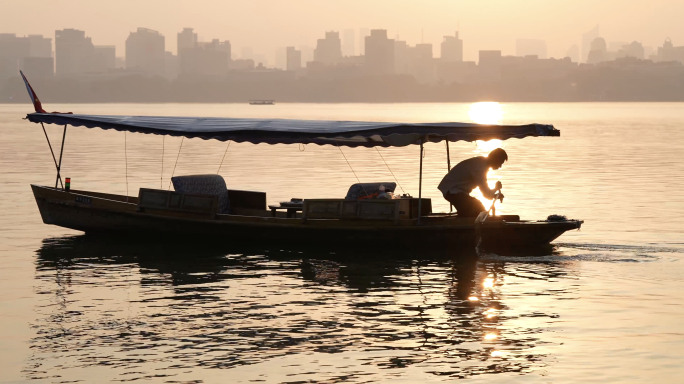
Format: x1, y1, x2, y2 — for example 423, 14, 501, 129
249, 99, 275, 105
21, 72, 581, 252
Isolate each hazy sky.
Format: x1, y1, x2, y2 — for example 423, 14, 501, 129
3, 0, 684, 62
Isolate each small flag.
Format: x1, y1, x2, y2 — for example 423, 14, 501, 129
19, 70, 46, 113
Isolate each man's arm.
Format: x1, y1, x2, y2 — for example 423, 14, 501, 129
475, 162, 502, 199
478, 179, 497, 199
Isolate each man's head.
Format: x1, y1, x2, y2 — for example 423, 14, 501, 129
488, 148, 508, 169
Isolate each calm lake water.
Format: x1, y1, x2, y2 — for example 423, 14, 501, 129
1, 102, 683, 383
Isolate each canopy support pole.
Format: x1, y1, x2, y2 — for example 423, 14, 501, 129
56, 124, 67, 189
168, 137, 185, 190
446, 141, 451, 170
40, 122, 66, 189
446, 141, 453, 212
418, 138, 424, 225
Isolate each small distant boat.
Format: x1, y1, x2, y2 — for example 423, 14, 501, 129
20, 71, 582, 253
249, 99, 275, 105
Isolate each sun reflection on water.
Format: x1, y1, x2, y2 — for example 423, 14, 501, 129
476, 138, 504, 153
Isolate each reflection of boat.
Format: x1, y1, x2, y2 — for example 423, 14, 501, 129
22, 72, 581, 252
249, 99, 275, 105
36, 235, 232, 286
35, 234, 476, 293
31, 234, 554, 378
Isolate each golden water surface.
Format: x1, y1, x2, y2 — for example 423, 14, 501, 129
1, 102, 683, 383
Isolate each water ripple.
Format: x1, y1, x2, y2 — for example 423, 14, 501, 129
21, 235, 585, 381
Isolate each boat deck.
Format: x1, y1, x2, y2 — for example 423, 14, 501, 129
31, 184, 582, 250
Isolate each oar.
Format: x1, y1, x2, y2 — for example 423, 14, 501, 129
487, 191, 504, 216
474, 186, 503, 253
475, 184, 503, 224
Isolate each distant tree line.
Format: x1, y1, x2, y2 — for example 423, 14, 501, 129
3, 62, 683, 104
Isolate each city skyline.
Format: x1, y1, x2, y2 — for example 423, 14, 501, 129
3, 0, 684, 64
1, 24, 681, 70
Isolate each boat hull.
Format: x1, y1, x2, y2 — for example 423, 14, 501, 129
31, 185, 582, 251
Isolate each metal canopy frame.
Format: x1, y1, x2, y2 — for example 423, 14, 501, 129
39, 122, 67, 189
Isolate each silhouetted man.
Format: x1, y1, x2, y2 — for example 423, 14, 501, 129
438, 148, 507, 217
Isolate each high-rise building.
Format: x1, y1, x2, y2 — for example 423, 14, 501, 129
55, 29, 93, 76
394, 40, 410, 74
655, 38, 684, 64
394, 42, 435, 83
617, 41, 645, 60
342, 29, 356, 56
441, 32, 463, 62
415, 43, 433, 59
125, 27, 165, 75
413, 43, 434, 83
586, 37, 608, 64
313, 31, 342, 65
177, 28, 198, 54
365, 29, 394, 75
54, 29, 115, 77
0, 34, 29, 79
27, 35, 52, 58
177, 28, 230, 77
582, 25, 600, 63
180, 39, 230, 76
286, 46, 302, 71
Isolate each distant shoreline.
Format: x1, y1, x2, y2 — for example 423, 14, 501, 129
4, 71, 684, 103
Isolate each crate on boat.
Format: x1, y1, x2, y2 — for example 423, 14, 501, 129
138, 188, 218, 216
303, 198, 431, 220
